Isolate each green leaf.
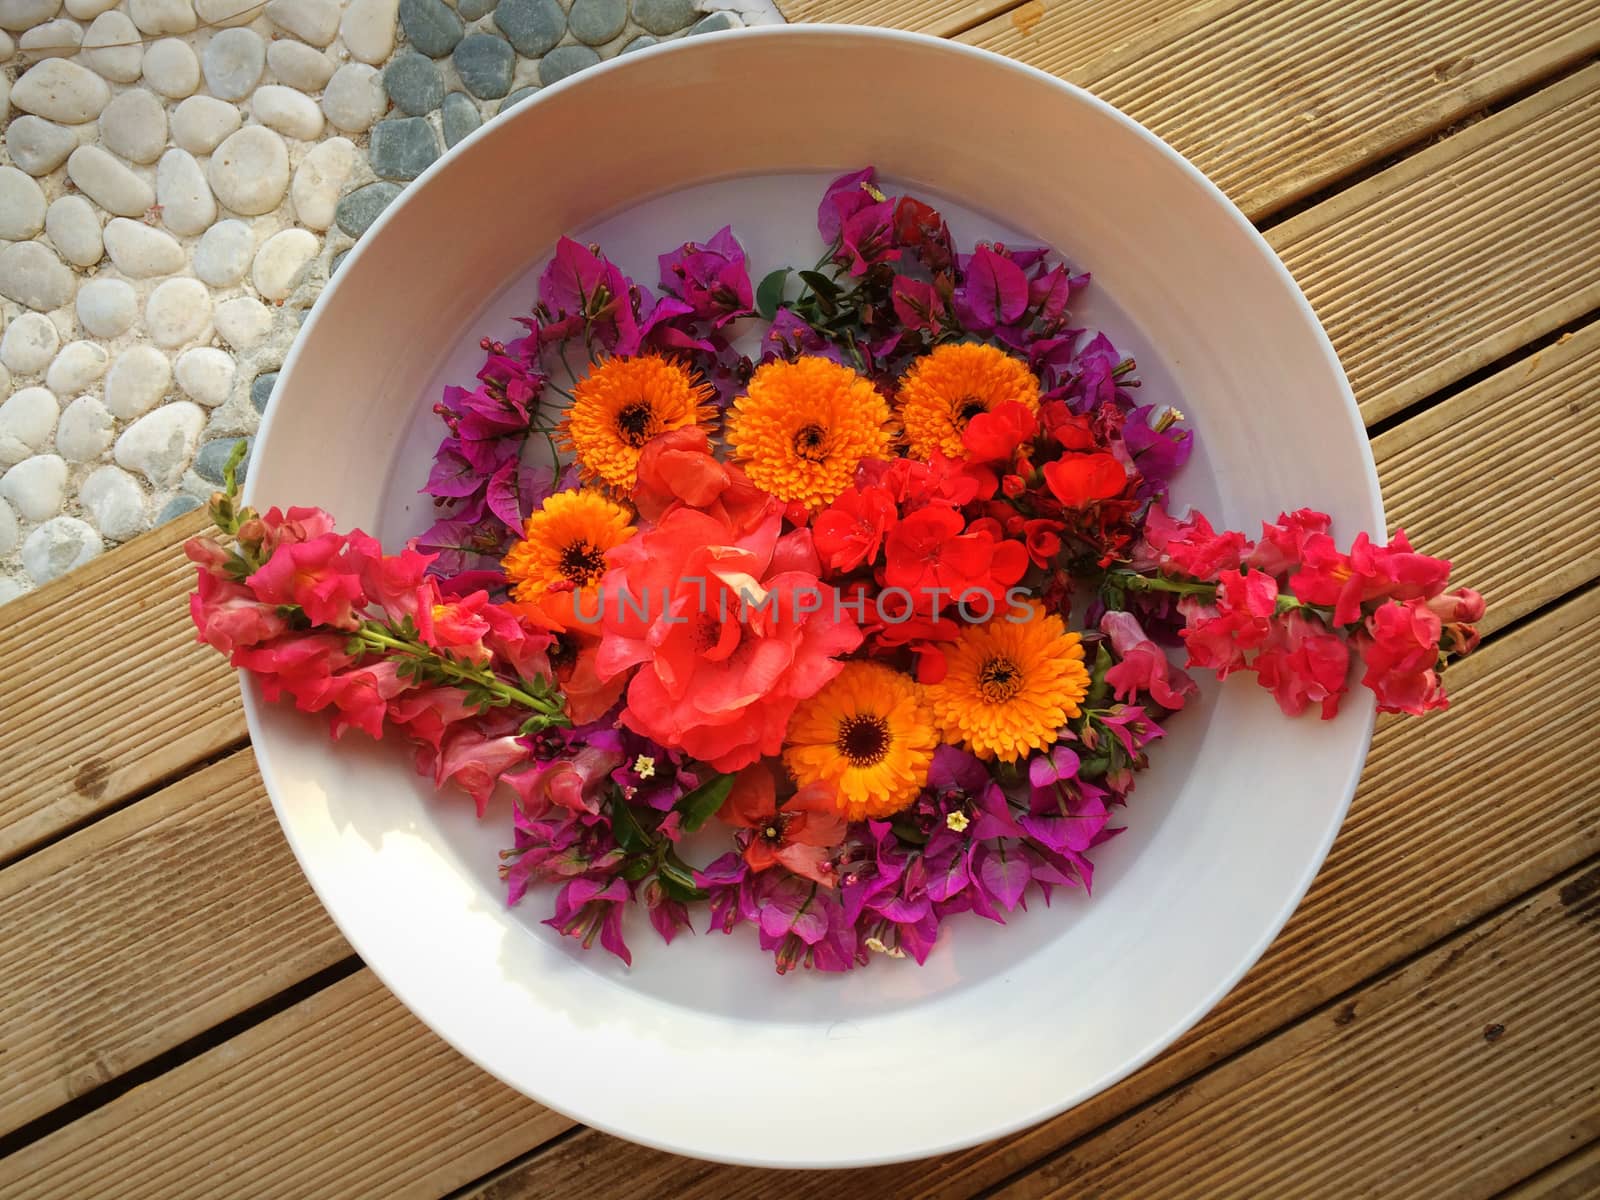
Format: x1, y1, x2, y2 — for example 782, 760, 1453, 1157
658, 855, 708, 902
619, 857, 654, 882
798, 270, 841, 300
609, 793, 653, 855
755, 268, 790, 321
1085, 643, 1114, 710
889, 814, 928, 846
675, 771, 735, 834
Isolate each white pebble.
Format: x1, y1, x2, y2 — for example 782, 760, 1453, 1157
214, 296, 271, 349
340, 0, 396, 64
169, 94, 240, 154
0, 73, 7, 124
10, 58, 109, 123
1, 453, 68, 521
207, 125, 289, 215
252, 227, 318, 300
193, 219, 253, 286
80, 11, 142, 81
129, 0, 195, 34
18, 19, 83, 59
174, 346, 235, 407
63, 0, 116, 17
76, 277, 137, 336
0, 241, 75, 312
0, 0, 62, 33
105, 345, 172, 418
251, 84, 323, 140
22, 516, 102, 583
80, 464, 148, 541
202, 26, 263, 100
56, 394, 114, 461
0, 29, 12, 58
145, 278, 211, 348
141, 36, 199, 98
97, 88, 169, 164
6, 114, 77, 176
266, 39, 334, 91
194, 0, 255, 25
66, 144, 156, 217
114, 399, 204, 485
0, 501, 17, 560
290, 136, 354, 231
0, 387, 59, 467
321, 62, 384, 132
46, 340, 108, 395
45, 195, 103, 267
0, 312, 60, 375
265, 0, 337, 45
154, 148, 215, 237
104, 217, 186, 278
0, 166, 47, 240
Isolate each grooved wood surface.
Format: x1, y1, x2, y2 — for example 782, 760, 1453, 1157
0, 509, 244, 863
3, 971, 572, 1200
969, 0, 1600, 219
3, 5, 1597, 1198
0, 750, 348, 1139
400, 588, 1600, 1200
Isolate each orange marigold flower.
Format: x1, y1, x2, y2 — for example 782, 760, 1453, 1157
784, 660, 938, 821
924, 603, 1089, 762
561, 354, 717, 492
726, 356, 894, 511
502, 489, 636, 629
897, 343, 1041, 461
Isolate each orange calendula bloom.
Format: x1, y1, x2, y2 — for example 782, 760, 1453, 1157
502, 490, 636, 630
783, 660, 938, 821
562, 354, 717, 492
924, 603, 1089, 762
726, 356, 894, 511
897, 342, 1042, 461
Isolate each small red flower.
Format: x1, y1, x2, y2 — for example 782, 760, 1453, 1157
812, 485, 898, 573
1144, 505, 1250, 580
1042, 451, 1126, 509
961, 400, 1038, 464
1290, 529, 1451, 626
721, 764, 846, 886
1357, 597, 1448, 715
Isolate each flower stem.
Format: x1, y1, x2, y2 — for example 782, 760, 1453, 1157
353, 624, 565, 716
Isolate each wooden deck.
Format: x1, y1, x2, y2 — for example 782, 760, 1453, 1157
3, 2, 1598, 1195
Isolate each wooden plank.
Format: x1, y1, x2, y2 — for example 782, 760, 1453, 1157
1268, 66, 1600, 424
1502, 1140, 1600, 1200
0, 750, 348, 1139
1376, 320, 1600, 633
774, 0, 1020, 37
409, 586, 1600, 1200
0, 509, 245, 863
3, 321, 1588, 1153
966, 0, 1600, 220
986, 864, 1600, 1199
0, 971, 571, 1200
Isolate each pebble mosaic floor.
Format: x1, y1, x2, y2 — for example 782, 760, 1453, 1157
0, 0, 779, 603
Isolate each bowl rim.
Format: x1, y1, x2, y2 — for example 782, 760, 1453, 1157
246, 23, 1381, 1167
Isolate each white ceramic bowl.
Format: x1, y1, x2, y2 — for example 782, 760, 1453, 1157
247, 26, 1380, 1167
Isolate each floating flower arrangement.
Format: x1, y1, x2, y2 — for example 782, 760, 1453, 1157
186, 169, 1483, 974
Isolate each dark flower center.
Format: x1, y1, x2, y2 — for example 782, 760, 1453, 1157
955, 396, 988, 428
615, 401, 657, 447
548, 634, 577, 673
793, 423, 829, 462
559, 540, 609, 585
837, 713, 891, 767
760, 815, 790, 843
978, 655, 1024, 703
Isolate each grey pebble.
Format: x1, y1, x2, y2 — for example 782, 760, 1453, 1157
250, 370, 279, 413
496, 85, 538, 116
687, 11, 741, 34
194, 435, 253, 484
399, 0, 463, 57
330, 249, 350, 275
334, 180, 404, 234
442, 90, 482, 145
384, 49, 445, 116
539, 43, 599, 86
457, 0, 495, 18
157, 494, 203, 524
568, 0, 624, 45
368, 118, 440, 180
452, 32, 514, 99
631, 0, 694, 36
492, 0, 562, 57
620, 33, 657, 54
